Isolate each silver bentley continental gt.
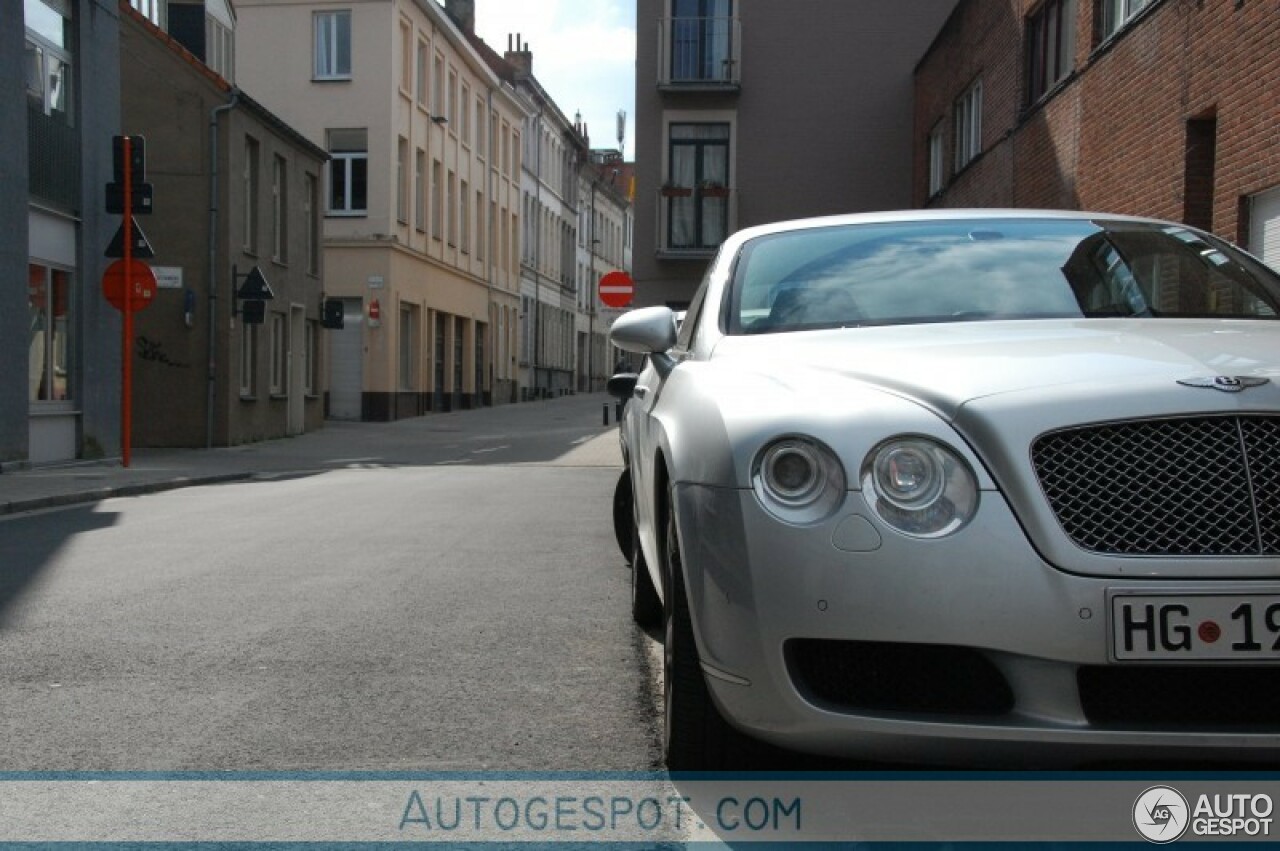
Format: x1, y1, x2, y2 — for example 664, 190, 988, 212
608, 209, 1280, 769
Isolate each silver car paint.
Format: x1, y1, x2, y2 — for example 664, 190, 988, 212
611, 209, 1280, 763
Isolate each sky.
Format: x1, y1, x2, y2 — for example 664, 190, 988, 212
473, 0, 636, 159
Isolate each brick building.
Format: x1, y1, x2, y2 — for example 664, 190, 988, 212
915, 0, 1280, 266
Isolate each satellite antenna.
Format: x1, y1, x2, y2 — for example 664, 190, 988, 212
616, 110, 627, 153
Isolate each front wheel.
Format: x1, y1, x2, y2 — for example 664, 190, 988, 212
612, 469, 634, 561
662, 491, 751, 770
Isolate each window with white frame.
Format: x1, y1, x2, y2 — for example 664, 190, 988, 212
460, 180, 470, 253
243, 136, 259, 253
397, 136, 408, 224
1099, 0, 1153, 40
431, 160, 443, 240
270, 312, 286, 395
326, 128, 367, 215
304, 320, 318, 395
129, 0, 162, 26
272, 154, 287, 262
928, 121, 945, 197
415, 149, 426, 232
398, 19, 411, 92
314, 10, 351, 80
1027, 0, 1076, 103
460, 82, 471, 143
239, 324, 257, 396
447, 169, 457, 246
433, 54, 444, 115
954, 78, 983, 172
304, 172, 319, 274
416, 40, 428, 107
25, 0, 73, 124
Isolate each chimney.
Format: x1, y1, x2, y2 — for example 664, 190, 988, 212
443, 0, 475, 33
504, 33, 532, 77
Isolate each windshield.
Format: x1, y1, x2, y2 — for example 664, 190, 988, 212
727, 218, 1280, 334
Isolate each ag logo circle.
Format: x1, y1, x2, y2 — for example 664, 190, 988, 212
1133, 786, 1190, 843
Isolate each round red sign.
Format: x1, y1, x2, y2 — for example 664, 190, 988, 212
598, 271, 634, 309
101, 259, 158, 313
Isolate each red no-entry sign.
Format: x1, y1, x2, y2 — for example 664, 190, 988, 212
599, 271, 634, 309
101, 258, 158, 313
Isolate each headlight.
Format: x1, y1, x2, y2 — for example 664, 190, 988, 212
862, 437, 978, 538
752, 437, 846, 524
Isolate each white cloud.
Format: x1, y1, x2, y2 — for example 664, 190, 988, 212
473, 0, 636, 157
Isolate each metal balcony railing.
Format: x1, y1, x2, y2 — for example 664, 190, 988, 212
658, 16, 741, 88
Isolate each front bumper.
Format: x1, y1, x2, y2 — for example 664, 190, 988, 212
673, 482, 1280, 766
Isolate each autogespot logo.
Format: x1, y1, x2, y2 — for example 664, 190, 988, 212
1134, 786, 1190, 844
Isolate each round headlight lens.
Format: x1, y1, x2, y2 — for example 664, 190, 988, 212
753, 437, 845, 524
862, 438, 978, 538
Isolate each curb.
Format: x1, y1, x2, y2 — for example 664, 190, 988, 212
0, 472, 255, 517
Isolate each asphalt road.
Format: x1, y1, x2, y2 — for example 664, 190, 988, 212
0, 401, 662, 771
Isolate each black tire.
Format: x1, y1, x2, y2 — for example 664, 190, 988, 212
662, 489, 750, 771
612, 469, 634, 561
631, 523, 662, 628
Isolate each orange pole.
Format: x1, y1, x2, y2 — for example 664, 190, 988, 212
122, 137, 133, 468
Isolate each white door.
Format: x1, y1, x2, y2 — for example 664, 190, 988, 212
328, 297, 364, 420
1249, 185, 1280, 273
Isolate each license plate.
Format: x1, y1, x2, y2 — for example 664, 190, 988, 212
1110, 594, 1280, 661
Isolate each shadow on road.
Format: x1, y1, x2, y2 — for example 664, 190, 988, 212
0, 505, 120, 626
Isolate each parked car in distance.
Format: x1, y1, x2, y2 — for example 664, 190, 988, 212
609, 209, 1280, 769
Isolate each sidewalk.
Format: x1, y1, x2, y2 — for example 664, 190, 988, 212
0, 394, 623, 516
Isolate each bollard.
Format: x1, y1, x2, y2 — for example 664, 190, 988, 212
603, 403, 610, 426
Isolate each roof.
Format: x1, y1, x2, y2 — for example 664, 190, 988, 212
118, 1, 328, 161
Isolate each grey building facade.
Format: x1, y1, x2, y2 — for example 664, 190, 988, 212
632, 0, 957, 309
5, 0, 123, 466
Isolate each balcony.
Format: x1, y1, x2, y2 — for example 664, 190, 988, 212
657, 15, 741, 91
655, 185, 735, 260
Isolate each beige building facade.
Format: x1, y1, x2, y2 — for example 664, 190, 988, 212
237, 0, 526, 418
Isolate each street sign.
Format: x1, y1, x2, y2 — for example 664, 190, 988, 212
105, 217, 156, 258
236, 265, 275, 301
599, 271, 634, 309
105, 181, 154, 215
101, 258, 158, 313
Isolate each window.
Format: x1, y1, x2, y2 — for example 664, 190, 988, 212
25, 0, 72, 121
243, 137, 260, 253
666, 122, 730, 250
669, 0, 734, 83
272, 154, 288, 262
304, 320, 318, 395
431, 160, 443, 240
415, 149, 426, 232
927, 122, 945, 197
129, 0, 161, 25
327, 128, 367, 215
447, 169, 457, 246
954, 79, 983, 172
270, 312, 286, 395
478, 192, 487, 261
460, 83, 471, 143
314, 10, 351, 80
239, 324, 257, 397
475, 97, 485, 152
27, 263, 73, 402
399, 19, 411, 92
397, 136, 408, 224
399, 304, 418, 390
1027, 0, 1076, 104
448, 68, 458, 125
416, 40, 428, 107
304, 173, 319, 274
1099, 0, 1153, 40
206, 17, 234, 80
460, 180, 470, 254
433, 54, 444, 115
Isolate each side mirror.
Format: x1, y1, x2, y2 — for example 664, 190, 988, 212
607, 372, 639, 400
609, 306, 677, 355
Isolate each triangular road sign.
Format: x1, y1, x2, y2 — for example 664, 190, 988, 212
105, 217, 156, 259
236, 265, 275, 300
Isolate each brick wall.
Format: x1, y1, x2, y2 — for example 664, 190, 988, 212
915, 0, 1280, 248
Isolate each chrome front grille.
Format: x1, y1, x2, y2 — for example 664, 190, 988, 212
1032, 416, 1279, 556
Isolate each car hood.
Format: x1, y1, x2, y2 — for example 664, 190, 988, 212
711, 318, 1280, 419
